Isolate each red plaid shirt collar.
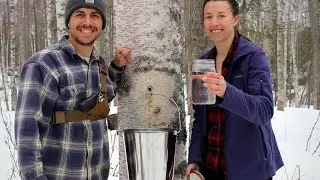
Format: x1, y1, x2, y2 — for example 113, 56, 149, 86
204, 32, 240, 179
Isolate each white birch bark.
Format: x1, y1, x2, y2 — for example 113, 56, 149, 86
289, 2, 299, 107
56, 0, 67, 40
114, 0, 186, 179
8, 0, 17, 111
276, 0, 286, 111
46, 0, 57, 46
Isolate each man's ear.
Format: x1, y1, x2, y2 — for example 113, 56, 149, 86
233, 15, 240, 26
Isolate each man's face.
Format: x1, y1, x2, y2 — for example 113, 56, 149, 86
68, 8, 103, 46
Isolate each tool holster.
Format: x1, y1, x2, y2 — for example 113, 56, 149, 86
52, 59, 110, 124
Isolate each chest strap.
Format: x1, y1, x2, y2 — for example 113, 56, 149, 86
52, 60, 110, 124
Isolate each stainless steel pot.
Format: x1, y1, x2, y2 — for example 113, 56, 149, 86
123, 94, 181, 180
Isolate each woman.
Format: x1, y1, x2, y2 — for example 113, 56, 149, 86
186, 0, 283, 180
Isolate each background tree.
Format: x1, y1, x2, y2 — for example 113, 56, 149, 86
56, 0, 66, 40
308, 0, 320, 109
46, 0, 58, 46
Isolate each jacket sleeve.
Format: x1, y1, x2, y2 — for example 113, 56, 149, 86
106, 63, 124, 102
15, 62, 58, 180
216, 51, 274, 126
188, 105, 205, 167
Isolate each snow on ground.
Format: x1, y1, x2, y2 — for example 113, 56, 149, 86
1, 106, 319, 179
272, 107, 320, 180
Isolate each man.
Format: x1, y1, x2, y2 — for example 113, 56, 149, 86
14, 0, 131, 179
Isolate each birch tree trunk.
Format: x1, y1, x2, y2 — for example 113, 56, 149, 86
56, 0, 67, 40
1, 3, 10, 111
114, 0, 186, 179
288, 1, 299, 107
261, 0, 275, 76
0, 3, 5, 70
46, 0, 58, 46
308, 0, 320, 109
276, 0, 286, 111
282, 0, 288, 105
8, 0, 17, 111
23, 0, 33, 59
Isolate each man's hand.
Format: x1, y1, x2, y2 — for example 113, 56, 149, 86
114, 47, 131, 67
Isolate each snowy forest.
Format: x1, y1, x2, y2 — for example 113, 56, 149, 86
0, 0, 320, 179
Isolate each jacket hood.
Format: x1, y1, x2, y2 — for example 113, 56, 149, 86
234, 36, 264, 60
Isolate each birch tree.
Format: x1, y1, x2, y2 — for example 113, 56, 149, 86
287, 1, 299, 107
56, 0, 67, 40
276, 0, 286, 111
46, 0, 58, 46
261, 0, 277, 101
114, 0, 186, 179
0, 3, 4, 70
7, 0, 18, 111
308, 0, 320, 109
23, 0, 33, 60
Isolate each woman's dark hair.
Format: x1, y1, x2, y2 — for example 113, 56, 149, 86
202, 0, 240, 16
202, 0, 247, 39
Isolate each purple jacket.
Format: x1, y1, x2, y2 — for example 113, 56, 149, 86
188, 36, 284, 180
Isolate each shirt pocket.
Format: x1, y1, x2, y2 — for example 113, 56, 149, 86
60, 83, 86, 98
58, 84, 87, 111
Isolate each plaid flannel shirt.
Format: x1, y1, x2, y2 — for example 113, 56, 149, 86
204, 32, 239, 180
14, 36, 122, 180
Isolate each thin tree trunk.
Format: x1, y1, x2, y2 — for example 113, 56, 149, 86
308, 0, 320, 109
46, 0, 57, 46
56, 0, 67, 40
291, 2, 299, 107
8, 0, 17, 111
277, 0, 286, 111
271, 0, 278, 106
287, 2, 293, 107
24, 0, 33, 59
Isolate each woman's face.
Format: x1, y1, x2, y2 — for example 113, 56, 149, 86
203, 1, 239, 44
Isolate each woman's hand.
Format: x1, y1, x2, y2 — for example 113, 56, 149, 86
185, 163, 200, 177
202, 72, 227, 98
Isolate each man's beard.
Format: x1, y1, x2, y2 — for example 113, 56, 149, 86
75, 37, 96, 46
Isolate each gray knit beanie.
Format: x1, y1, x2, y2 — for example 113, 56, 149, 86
65, 0, 106, 29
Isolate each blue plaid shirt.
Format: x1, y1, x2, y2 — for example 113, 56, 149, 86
14, 36, 123, 180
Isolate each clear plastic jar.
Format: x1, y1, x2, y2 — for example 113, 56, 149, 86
192, 59, 216, 105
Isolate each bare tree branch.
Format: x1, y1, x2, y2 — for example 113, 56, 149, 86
312, 141, 320, 155
305, 110, 320, 151
0, 107, 17, 150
